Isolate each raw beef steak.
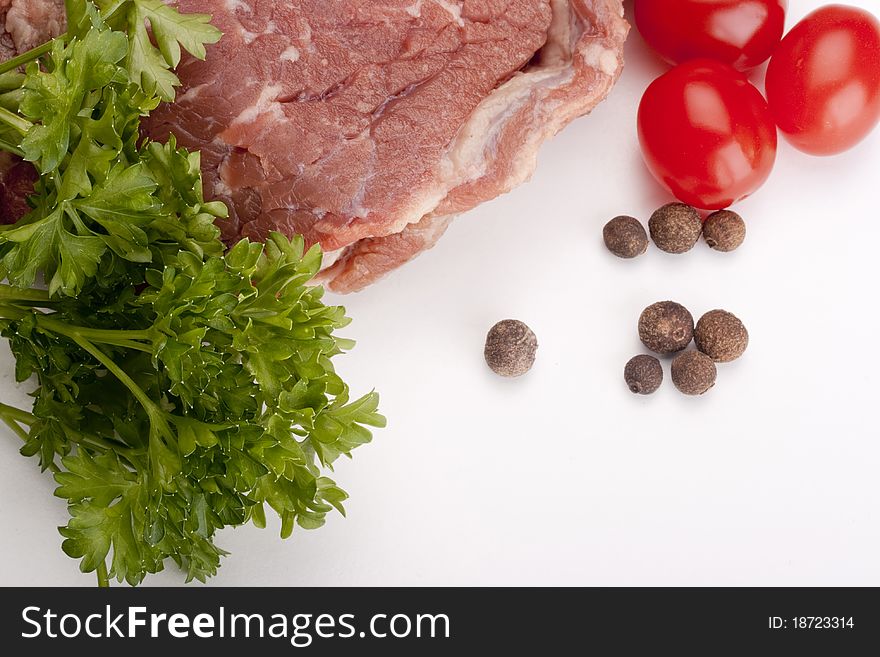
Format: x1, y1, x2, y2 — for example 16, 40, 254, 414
0, 0, 63, 222
0, 0, 65, 60
0, 1, 628, 293
146, 0, 629, 292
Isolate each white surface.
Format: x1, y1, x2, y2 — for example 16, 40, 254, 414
2, 0, 880, 587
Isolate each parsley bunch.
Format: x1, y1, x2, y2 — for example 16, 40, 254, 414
0, 1, 384, 585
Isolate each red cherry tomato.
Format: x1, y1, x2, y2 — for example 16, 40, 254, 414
635, 0, 788, 71
765, 5, 880, 156
638, 59, 778, 210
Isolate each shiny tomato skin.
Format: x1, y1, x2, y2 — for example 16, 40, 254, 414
638, 59, 778, 210
635, 0, 788, 71
765, 5, 880, 156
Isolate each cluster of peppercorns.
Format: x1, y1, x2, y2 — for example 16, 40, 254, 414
625, 302, 748, 396
480, 207, 749, 383
603, 203, 746, 258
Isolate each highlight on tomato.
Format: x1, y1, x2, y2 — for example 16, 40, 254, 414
765, 4, 880, 156
634, 0, 788, 71
637, 59, 778, 210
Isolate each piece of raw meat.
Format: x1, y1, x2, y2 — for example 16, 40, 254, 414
1, 0, 64, 59
0, 1, 628, 293
0, 0, 65, 226
145, 0, 629, 292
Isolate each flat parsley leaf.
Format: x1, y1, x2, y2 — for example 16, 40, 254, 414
20, 27, 128, 172
91, 0, 222, 101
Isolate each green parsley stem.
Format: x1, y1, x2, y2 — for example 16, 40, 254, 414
0, 39, 56, 76
70, 334, 159, 417
82, 338, 154, 353
68, 428, 143, 465
0, 303, 28, 320
0, 410, 30, 442
0, 403, 60, 473
0, 139, 24, 157
71, 334, 172, 475
1, 396, 142, 469
0, 309, 155, 417
0, 106, 33, 134
0, 401, 34, 425
96, 560, 109, 588
0, 301, 152, 352
58, 326, 152, 343
34, 316, 154, 346
0, 285, 53, 306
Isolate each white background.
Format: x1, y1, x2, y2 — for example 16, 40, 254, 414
2, 0, 879, 586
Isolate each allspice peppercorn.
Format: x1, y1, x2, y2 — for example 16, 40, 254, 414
603, 215, 648, 259
703, 210, 746, 252
671, 351, 717, 395
649, 203, 703, 254
695, 310, 749, 362
624, 355, 663, 395
484, 319, 538, 377
638, 301, 695, 354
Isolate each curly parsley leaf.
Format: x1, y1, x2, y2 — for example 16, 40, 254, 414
0, 2, 382, 587
2, 232, 383, 584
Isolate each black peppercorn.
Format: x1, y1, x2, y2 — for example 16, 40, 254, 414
649, 203, 703, 254
624, 355, 663, 395
638, 301, 695, 354
671, 351, 717, 395
603, 215, 648, 259
703, 210, 746, 252
695, 310, 749, 362
484, 320, 538, 377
